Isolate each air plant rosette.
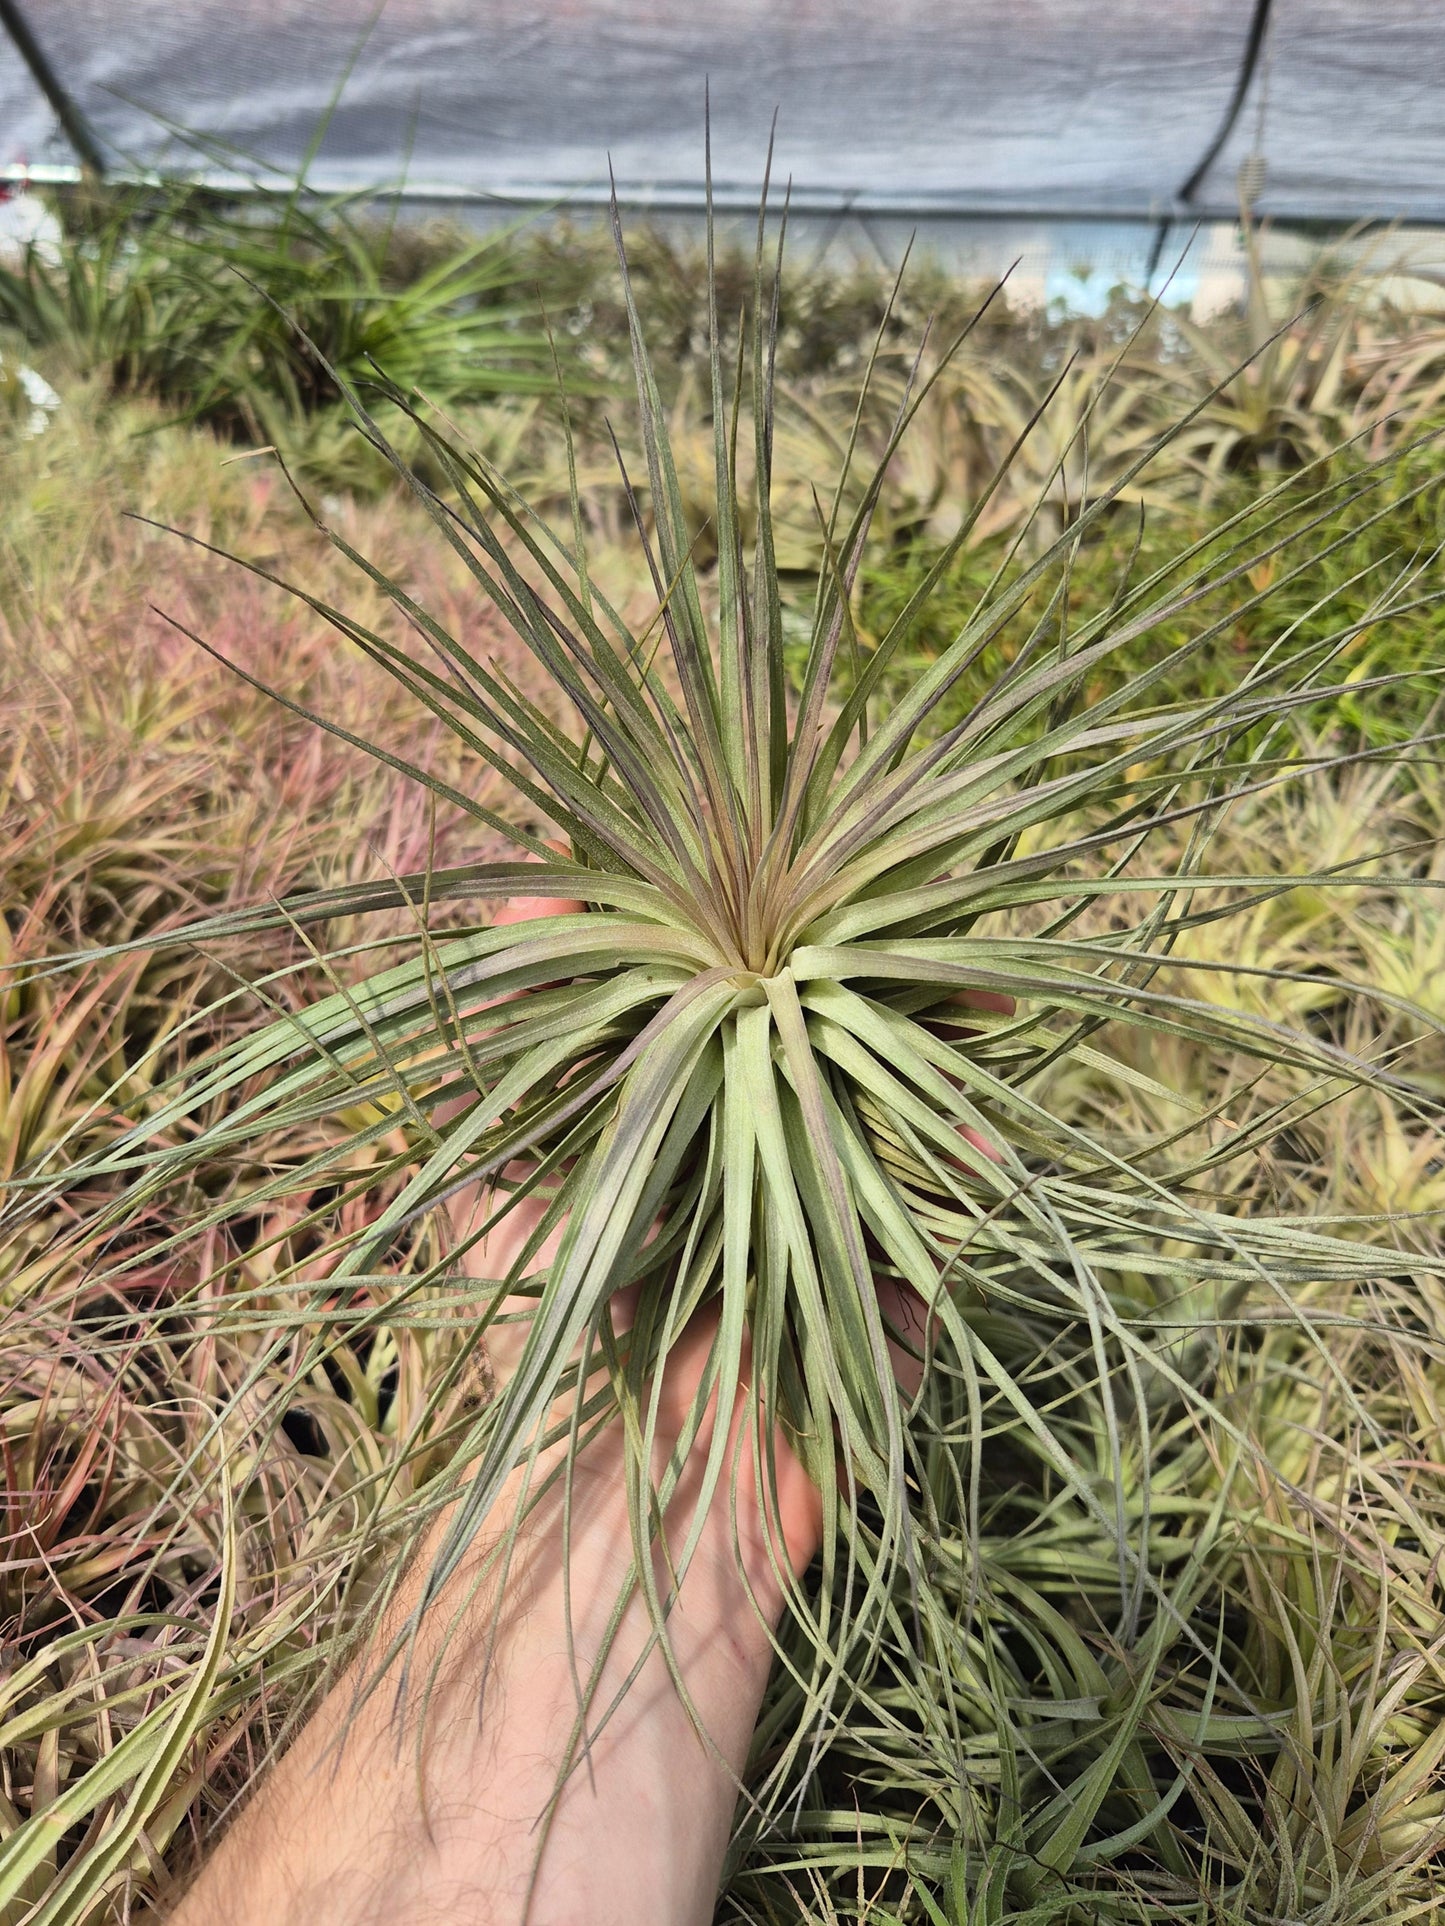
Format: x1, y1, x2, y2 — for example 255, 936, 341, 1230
10, 165, 1445, 1897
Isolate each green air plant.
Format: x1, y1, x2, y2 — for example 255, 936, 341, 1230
8, 170, 1445, 1898
0, 174, 555, 462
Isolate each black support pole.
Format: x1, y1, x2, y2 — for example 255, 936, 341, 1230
0, 0, 106, 176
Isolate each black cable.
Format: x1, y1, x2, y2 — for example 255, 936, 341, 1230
0, 0, 106, 176
1178, 0, 1275, 206
1145, 0, 1274, 287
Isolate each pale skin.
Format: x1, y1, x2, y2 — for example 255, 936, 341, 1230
174, 889, 1006, 1926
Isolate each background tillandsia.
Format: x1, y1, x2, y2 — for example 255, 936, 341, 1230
0, 167, 561, 492
1, 173, 1444, 1923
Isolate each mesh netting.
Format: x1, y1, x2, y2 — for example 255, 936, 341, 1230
2, 0, 1443, 222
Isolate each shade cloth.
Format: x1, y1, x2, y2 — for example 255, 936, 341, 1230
3, 1, 1443, 223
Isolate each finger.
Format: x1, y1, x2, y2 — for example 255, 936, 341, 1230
875, 1274, 931, 1400
930, 988, 1016, 1042
952, 987, 1015, 1016
911, 985, 1014, 1172
444, 855, 586, 1380
492, 891, 585, 928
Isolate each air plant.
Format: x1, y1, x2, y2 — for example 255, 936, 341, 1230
9, 159, 1445, 1871
0, 173, 555, 461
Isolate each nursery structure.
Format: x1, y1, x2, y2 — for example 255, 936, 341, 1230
2, 1, 1444, 220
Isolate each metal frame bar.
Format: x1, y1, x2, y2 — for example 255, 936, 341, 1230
0, 0, 106, 175
7, 159, 1441, 231
0, 160, 1366, 229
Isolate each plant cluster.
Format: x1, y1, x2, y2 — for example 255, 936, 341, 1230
0, 178, 556, 468
0, 202, 1443, 1925
525, 215, 1445, 534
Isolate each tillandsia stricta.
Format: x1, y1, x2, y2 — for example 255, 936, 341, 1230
11, 158, 1445, 1801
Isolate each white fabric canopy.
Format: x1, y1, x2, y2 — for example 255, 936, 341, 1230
3, 1, 1443, 223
